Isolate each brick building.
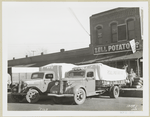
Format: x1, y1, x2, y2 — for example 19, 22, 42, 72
88, 7, 143, 76
8, 7, 143, 77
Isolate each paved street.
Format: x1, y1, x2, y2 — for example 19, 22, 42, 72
8, 95, 143, 111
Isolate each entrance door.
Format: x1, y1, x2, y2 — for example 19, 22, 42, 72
42, 73, 54, 92
85, 71, 95, 95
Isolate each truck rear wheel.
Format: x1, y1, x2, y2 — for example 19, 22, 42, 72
26, 89, 40, 103
74, 88, 86, 105
110, 86, 120, 98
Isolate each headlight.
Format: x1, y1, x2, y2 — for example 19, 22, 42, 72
15, 83, 18, 86
23, 83, 28, 87
11, 87, 18, 93
13, 88, 17, 92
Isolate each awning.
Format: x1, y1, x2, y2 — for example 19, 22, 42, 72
76, 51, 143, 65
8, 63, 37, 68
97, 51, 143, 63
76, 54, 115, 65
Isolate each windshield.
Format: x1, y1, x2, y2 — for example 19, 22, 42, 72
31, 73, 44, 79
67, 71, 85, 78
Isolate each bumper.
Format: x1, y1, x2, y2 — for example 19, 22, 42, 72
47, 93, 74, 97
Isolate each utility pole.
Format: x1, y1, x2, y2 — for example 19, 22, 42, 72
31, 50, 36, 56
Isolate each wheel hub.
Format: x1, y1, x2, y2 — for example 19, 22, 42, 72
26, 89, 39, 103
77, 92, 83, 101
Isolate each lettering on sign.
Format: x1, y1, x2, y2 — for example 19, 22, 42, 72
94, 41, 140, 54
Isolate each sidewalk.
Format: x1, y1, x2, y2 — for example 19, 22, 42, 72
120, 87, 143, 98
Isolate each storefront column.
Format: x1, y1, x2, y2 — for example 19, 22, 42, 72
137, 58, 140, 77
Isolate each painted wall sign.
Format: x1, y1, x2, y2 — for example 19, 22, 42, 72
94, 40, 140, 55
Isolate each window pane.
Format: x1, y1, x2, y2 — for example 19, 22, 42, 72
97, 32, 102, 38
111, 24, 117, 34
127, 20, 134, 30
96, 26, 103, 44
128, 30, 135, 40
98, 38, 102, 44
118, 25, 127, 40
112, 34, 117, 42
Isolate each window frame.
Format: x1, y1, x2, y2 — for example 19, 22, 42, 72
110, 22, 118, 43
126, 18, 135, 40
117, 23, 127, 42
95, 25, 103, 45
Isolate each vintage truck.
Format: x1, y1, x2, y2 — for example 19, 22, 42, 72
46, 63, 127, 105
11, 63, 127, 104
10, 63, 77, 103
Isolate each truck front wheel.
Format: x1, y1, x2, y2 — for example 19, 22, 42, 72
74, 88, 86, 105
110, 86, 120, 98
26, 89, 40, 103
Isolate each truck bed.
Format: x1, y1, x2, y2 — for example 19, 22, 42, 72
95, 80, 126, 90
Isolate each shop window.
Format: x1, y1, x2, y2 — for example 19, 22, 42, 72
127, 19, 135, 40
118, 24, 127, 41
96, 26, 103, 44
111, 23, 117, 43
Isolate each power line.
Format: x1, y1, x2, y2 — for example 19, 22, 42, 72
68, 7, 90, 36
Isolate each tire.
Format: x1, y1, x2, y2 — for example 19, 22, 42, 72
26, 88, 40, 103
10, 95, 25, 103
73, 88, 86, 105
110, 86, 120, 98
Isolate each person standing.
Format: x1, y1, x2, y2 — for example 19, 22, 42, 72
7, 73, 11, 91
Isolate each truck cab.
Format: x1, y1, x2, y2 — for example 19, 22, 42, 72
11, 71, 55, 103
65, 68, 96, 96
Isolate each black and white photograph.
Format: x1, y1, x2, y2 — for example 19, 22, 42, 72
2, 1, 149, 116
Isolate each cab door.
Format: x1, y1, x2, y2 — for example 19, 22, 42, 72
42, 73, 54, 92
85, 70, 95, 95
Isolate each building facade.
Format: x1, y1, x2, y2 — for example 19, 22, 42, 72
89, 8, 143, 76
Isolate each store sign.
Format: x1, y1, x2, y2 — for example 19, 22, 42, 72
94, 41, 140, 55
129, 39, 136, 53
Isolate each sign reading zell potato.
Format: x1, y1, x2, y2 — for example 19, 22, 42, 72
94, 40, 140, 55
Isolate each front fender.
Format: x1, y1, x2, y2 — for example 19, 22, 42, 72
25, 86, 43, 94
65, 85, 86, 96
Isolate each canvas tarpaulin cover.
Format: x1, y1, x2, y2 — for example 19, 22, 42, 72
78, 63, 127, 81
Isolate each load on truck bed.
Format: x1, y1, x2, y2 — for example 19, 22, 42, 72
74, 63, 127, 81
